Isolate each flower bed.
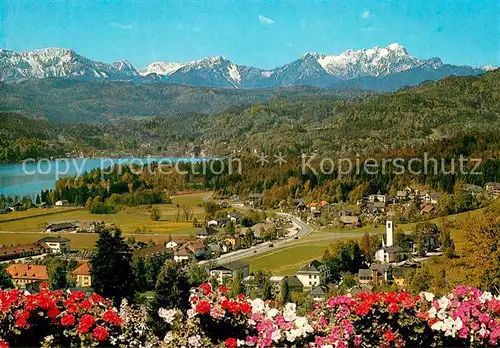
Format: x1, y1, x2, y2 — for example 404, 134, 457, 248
0, 283, 498, 347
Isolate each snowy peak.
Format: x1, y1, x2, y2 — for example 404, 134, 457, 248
0, 48, 140, 81
139, 62, 185, 76
315, 43, 430, 80
0, 44, 493, 90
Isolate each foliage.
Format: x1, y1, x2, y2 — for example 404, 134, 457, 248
91, 227, 135, 306
323, 240, 366, 282
154, 261, 190, 311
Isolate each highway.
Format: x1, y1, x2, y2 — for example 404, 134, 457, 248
198, 212, 312, 265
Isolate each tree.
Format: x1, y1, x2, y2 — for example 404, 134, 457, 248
278, 278, 290, 304
323, 240, 365, 283
132, 256, 147, 292
225, 220, 236, 236
0, 263, 13, 289
150, 208, 160, 221
91, 227, 136, 305
462, 211, 500, 292
204, 201, 219, 218
47, 259, 71, 290
359, 232, 380, 264
408, 266, 432, 294
231, 271, 245, 297
439, 224, 455, 259
187, 262, 209, 287
155, 261, 190, 310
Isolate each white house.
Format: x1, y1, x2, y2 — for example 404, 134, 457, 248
173, 248, 191, 263
295, 260, 329, 288
209, 261, 249, 283
55, 200, 70, 207
38, 236, 71, 253
207, 220, 218, 227
375, 220, 403, 263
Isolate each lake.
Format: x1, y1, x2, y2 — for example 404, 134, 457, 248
0, 157, 202, 197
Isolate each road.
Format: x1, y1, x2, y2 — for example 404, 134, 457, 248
198, 212, 312, 265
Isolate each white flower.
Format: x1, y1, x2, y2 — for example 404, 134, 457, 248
251, 298, 265, 314
267, 308, 279, 318
437, 296, 450, 310
322, 345, 334, 348
237, 339, 245, 347
271, 329, 281, 342
428, 307, 437, 318
479, 291, 493, 304
285, 330, 298, 342
421, 291, 435, 302
188, 335, 201, 348
283, 303, 297, 322
187, 308, 196, 318
163, 331, 174, 343
158, 308, 177, 325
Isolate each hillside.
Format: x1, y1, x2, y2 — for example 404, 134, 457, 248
130, 70, 500, 156
1, 70, 499, 161
0, 79, 369, 123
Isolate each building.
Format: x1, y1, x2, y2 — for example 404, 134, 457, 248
227, 212, 243, 224
248, 193, 264, 205
55, 200, 70, 207
358, 264, 393, 285
197, 227, 216, 239
7, 202, 24, 212
485, 182, 500, 198
0, 241, 50, 262
173, 248, 192, 263
45, 222, 76, 233
185, 240, 207, 259
368, 192, 387, 203
375, 220, 403, 263
77, 220, 105, 233
309, 285, 330, 301
38, 236, 71, 253
420, 205, 435, 215
340, 216, 360, 226
72, 262, 92, 288
219, 201, 230, 209
295, 260, 329, 288
165, 236, 188, 249
392, 267, 406, 287
7, 264, 49, 288
209, 261, 249, 283
269, 275, 304, 295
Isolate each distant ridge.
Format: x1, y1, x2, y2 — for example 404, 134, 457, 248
0, 44, 495, 91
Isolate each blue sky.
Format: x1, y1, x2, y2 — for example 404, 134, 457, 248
1, 0, 499, 69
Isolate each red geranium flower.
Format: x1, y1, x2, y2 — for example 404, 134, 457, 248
79, 300, 92, 311
92, 325, 108, 341
47, 307, 60, 320
61, 314, 76, 326
388, 303, 399, 314
103, 310, 122, 325
384, 329, 396, 342
224, 337, 238, 348
77, 314, 95, 334
218, 285, 229, 294
195, 300, 211, 314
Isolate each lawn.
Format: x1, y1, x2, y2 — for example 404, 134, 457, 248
0, 192, 208, 234
0, 232, 177, 250
243, 207, 486, 276
0, 207, 80, 222
0, 192, 209, 249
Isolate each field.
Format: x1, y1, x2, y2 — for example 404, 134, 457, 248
0, 191, 208, 249
243, 207, 486, 275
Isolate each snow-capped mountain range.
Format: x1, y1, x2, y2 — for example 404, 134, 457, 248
0, 44, 495, 91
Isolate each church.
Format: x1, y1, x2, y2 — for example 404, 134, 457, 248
374, 220, 403, 263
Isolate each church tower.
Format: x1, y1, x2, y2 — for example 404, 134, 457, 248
385, 220, 394, 247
